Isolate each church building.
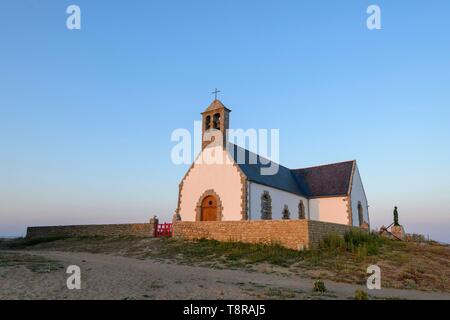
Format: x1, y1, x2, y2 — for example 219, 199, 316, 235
176, 99, 370, 228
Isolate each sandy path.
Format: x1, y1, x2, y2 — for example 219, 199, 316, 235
1, 250, 449, 300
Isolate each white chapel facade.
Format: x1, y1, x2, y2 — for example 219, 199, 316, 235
176, 99, 370, 228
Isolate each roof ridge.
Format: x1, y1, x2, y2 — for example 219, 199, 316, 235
291, 160, 356, 171
227, 144, 355, 198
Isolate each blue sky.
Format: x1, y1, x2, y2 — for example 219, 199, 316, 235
1, 1, 449, 242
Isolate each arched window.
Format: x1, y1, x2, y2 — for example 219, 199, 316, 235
358, 201, 364, 226
282, 205, 290, 220
213, 113, 221, 130
205, 116, 211, 130
260, 191, 272, 220
298, 200, 306, 220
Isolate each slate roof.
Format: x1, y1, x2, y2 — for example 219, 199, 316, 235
229, 144, 355, 198
229, 144, 307, 196
291, 161, 355, 197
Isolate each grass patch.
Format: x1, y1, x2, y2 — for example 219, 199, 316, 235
3, 236, 70, 249
23, 236, 70, 247
345, 230, 385, 255
2, 233, 448, 292
147, 238, 303, 267
320, 233, 346, 251
265, 287, 296, 299
4, 235, 152, 256
354, 289, 369, 300
0, 252, 62, 273
149, 280, 164, 289
320, 230, 386, 259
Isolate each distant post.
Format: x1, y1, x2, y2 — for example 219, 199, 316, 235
150, 215, 159, 237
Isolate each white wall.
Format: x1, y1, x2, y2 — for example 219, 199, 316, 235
350, 165, 369, 227
179, 148, 369, 226
179, 146, 244, 221
248, 182, 309, 220
309, 197, 349, 225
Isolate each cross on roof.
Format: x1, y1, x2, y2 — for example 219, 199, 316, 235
211, 88, 221, 100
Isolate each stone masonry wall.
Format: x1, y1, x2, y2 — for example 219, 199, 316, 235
307, 220, 355, 248
173, 220, 309, 250
26, 219, 357, 249
173, 220, 356, 250
26, 222, 156, 239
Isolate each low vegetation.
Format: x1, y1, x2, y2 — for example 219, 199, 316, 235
0, 252, 63, 273
1, 231, 448, 292
320, 229, 386, 257
354, 289, 369, 300
146, 238, 302, 267
265, 287, 296, 299
313, 280, 327, 293
2, 236, 69, 249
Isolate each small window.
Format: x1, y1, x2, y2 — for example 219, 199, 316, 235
358, 201, 364, 226
205, 116, 211, 130
298, 200, 306, 220
213, 113, 221, 130
260, 191, 272, 220
282, 205, 290, 220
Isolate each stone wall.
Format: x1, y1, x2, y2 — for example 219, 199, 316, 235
26, 222, 156, 239
307, 220, 355, 248
26, 219, 358, 249
173, 220, 356, 250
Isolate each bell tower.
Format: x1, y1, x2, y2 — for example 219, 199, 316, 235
201, 99, 231, 150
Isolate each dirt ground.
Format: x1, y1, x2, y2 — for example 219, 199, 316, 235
1, 250, 449, 300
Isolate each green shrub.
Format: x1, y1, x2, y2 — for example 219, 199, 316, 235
313, 280, 327, 293
355, 244, 368, 261
344, 229, 384, 256
354, 289, 369, 300
320, 232, 346, 252
320, 230, 384, 258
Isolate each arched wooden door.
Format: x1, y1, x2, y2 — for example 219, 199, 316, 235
201, 195, 218, 221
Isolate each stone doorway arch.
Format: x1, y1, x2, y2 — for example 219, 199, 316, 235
196, 190, 223, 221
